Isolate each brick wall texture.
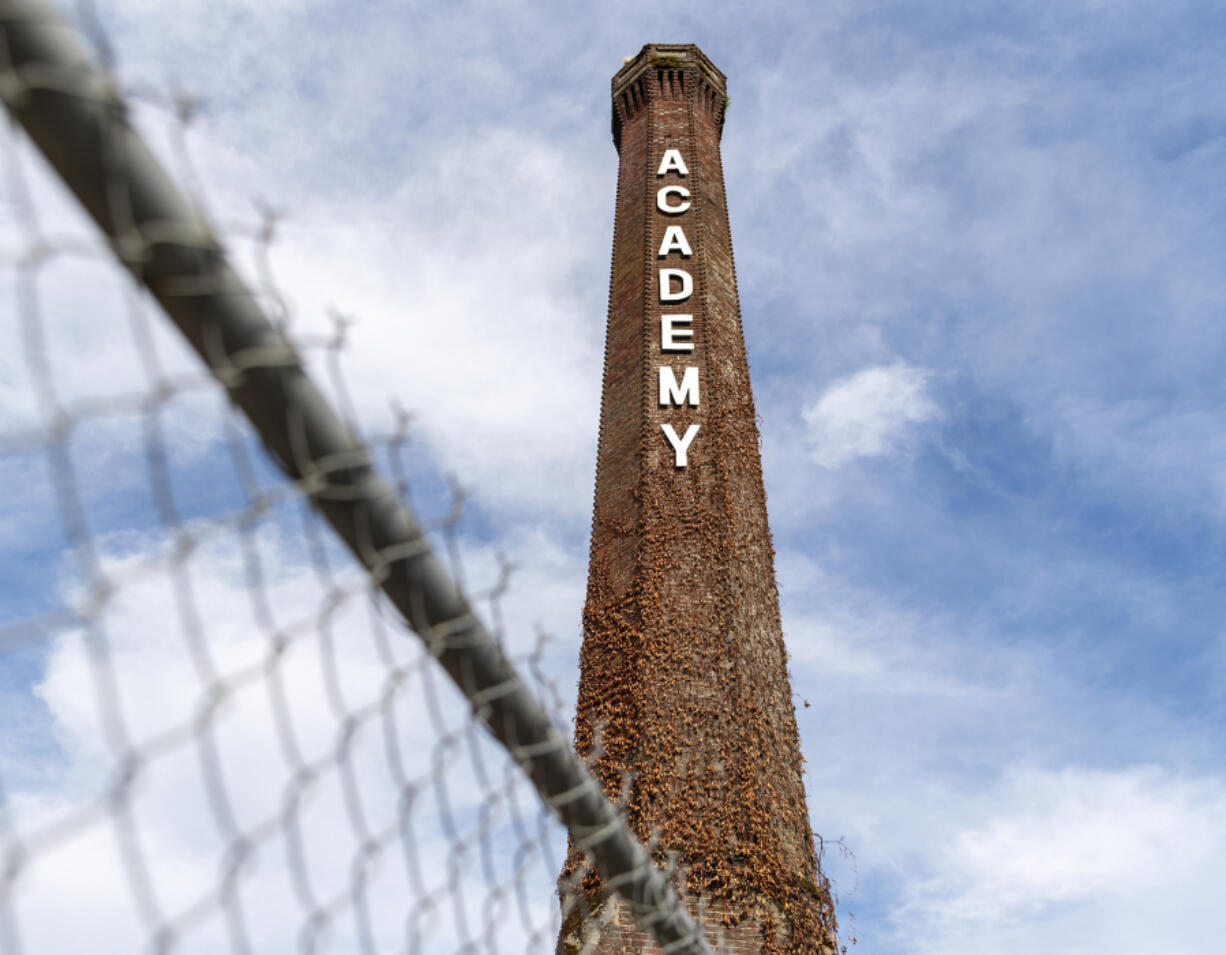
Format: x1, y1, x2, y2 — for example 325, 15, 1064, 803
557, 45, 838, 955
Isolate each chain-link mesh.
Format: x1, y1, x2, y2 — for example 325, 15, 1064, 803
0, 1, 714, 952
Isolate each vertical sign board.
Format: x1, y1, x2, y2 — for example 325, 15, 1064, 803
656, 148, 701, 467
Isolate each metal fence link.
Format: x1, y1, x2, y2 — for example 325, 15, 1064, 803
0, 0, 713, 952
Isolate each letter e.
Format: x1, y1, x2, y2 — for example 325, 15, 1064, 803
661, 314, 694, 352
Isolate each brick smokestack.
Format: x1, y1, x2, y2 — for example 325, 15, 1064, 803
557, 45, 838, 954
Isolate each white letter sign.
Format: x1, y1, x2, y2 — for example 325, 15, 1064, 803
657, 225, 693, 258
659, 366, 700, 407
656, 148, 689, 177
661, 314, 693, 352
658, 268, 693, 303
654, 149, 699, 468
656, 185, 691, 215
661, 423, 700, 468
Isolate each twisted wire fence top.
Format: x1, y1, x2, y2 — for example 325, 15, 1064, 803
0, 0, 713, 952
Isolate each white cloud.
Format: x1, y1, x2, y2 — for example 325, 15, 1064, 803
253, 125, 608, 519
891, 764, 1226, 955
779, 546, 1226, 954
803, 363, 940, 468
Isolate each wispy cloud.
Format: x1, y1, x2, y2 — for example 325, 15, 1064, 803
892, 764, 1226, 954
803, 363, 940, 468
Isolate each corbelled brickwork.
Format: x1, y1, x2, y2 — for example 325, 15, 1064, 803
558, 45, 838, 954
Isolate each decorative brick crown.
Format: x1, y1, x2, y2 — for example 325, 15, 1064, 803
611, 43, 728, 148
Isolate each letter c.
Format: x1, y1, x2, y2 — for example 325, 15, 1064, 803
656, 185, 691, 215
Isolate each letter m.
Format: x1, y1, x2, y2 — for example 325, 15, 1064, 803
658, 366, 699, 407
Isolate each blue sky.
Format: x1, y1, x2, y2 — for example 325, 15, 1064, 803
3, 0, 1226, 952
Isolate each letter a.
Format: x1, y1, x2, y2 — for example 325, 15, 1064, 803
657, 225, 693, 258
662, 423, 700, 468
656, 149, 689, 178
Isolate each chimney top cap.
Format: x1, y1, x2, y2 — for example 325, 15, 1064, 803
611, 44, 726, 98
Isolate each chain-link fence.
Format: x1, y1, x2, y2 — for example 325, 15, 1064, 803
0, 1, 714, 951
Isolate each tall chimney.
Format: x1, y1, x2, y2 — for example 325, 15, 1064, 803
558, 45, 838, 954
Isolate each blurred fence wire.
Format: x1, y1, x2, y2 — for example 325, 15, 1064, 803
0, 1, 712, 952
